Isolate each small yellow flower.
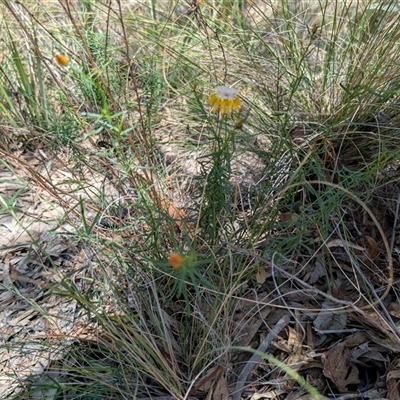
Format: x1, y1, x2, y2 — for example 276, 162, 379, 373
55, 53, 69, 67
168, 252, 184, 270
209, 86, 241, 115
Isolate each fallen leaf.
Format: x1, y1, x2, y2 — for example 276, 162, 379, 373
387, 357, 400, 400
256, 266, 267, 284
302, 261, 325, 284
313, 301, 347, 332
162, 196, 187, 228
342, 332, 369, 347
387, 302, 400, 319
206, 372, 229, 400
321, 343, 360, 392
290, 125, 306, 145
364, 235, 379, 259
234, 308, 271, 347
326, 239, 364, 251
251, 389, 286, 399
192, 365, 223, 396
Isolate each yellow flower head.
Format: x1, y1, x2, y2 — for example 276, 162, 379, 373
168, 252, 184, 270
209, 86, 241, 116
55, 53, 69, 67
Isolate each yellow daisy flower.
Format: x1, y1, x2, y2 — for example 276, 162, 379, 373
55, 53, 69, 67
209, 86, 241, 116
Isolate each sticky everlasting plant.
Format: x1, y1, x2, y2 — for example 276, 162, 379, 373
199, 85, 242, 242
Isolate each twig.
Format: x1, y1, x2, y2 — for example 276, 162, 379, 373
328, 394, 364, 399
141, 397, 177, 400
232, 315, 290, 400
390, 191, 400, 253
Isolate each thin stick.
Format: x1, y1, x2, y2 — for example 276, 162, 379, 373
390, 192, 400, 253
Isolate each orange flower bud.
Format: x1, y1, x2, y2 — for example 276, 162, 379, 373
311, 24, 319, 35
168, 252, 184, 270
55, 53, 69, 67
234, 118, 245, 129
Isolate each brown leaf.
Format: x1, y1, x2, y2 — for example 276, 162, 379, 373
313, 301, 347, 332
191, 365, 223, 396
234, 307, 271, 347
255, 266, 267, 284
326, 239, 364, 251
302, 262, 325, 284
321, 343, 360, 392
342, 332, 369, 347
290, 125, 306, 145
159, 195, 188, 229
205, 372, 229, 400
357, 312, 400, 348
388, 302, 400, 319
387, 357, 400, 400
364, 235, 379, 259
